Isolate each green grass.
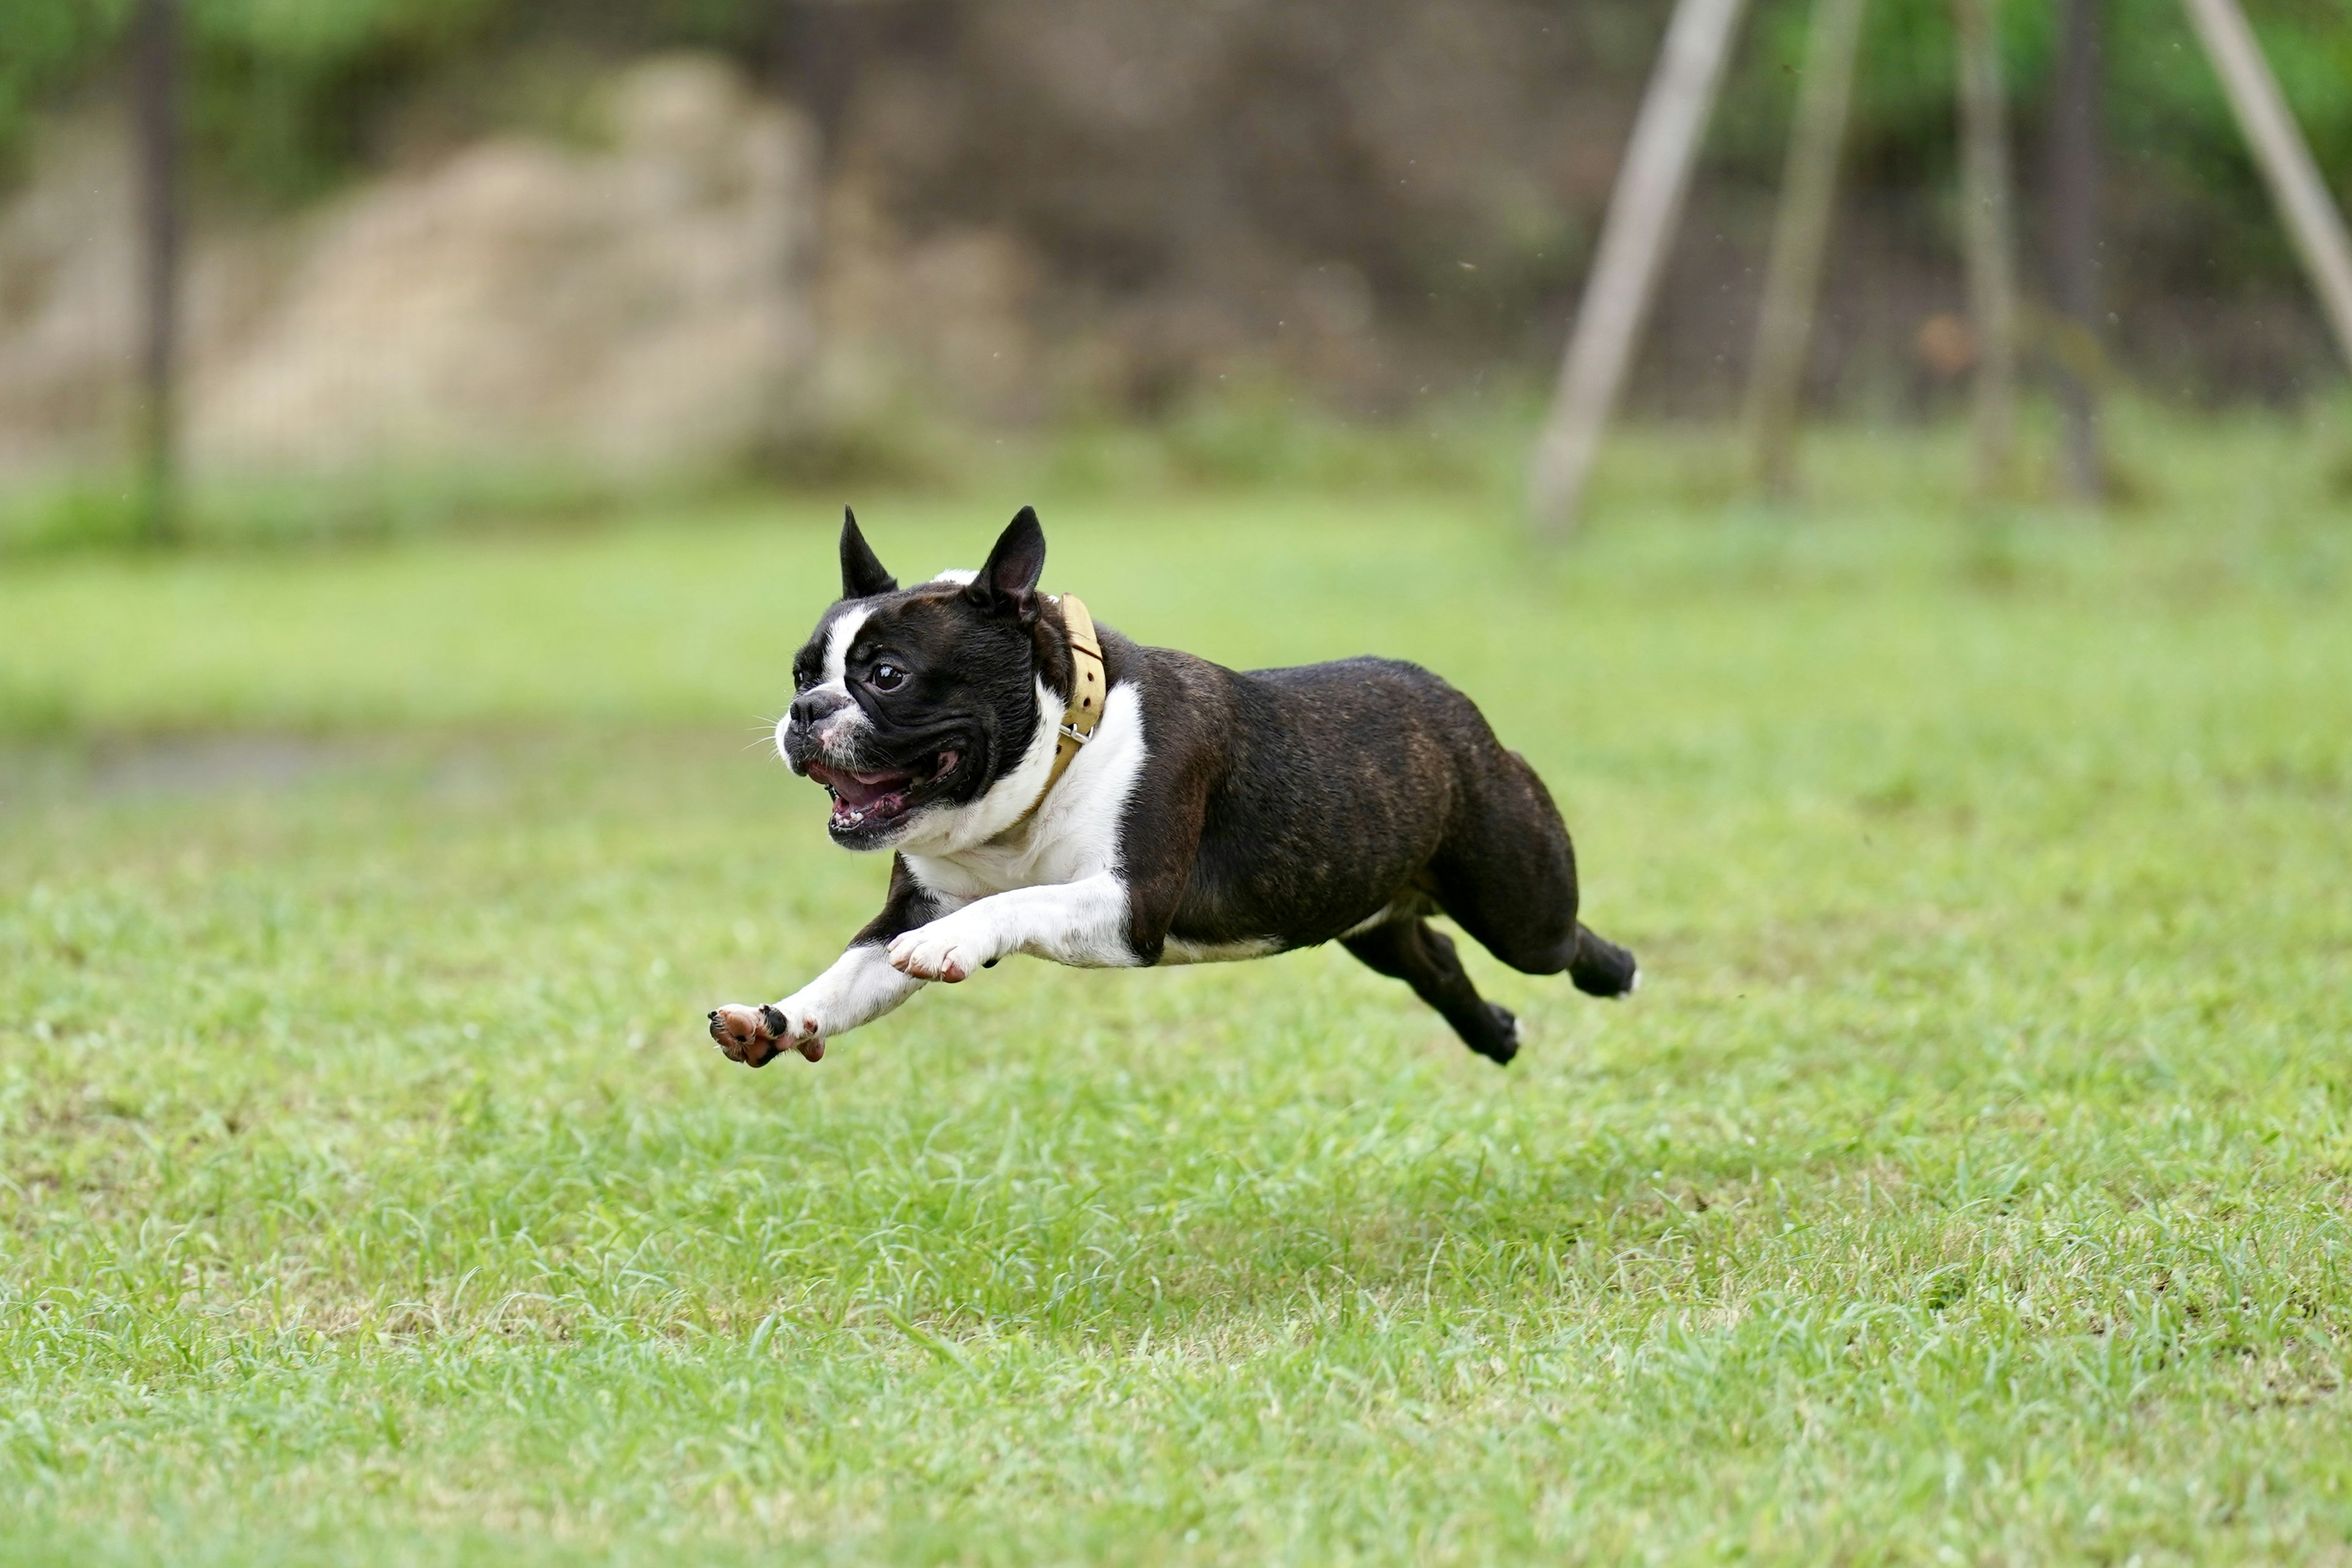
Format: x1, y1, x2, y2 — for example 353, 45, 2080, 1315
4, 422, 2352, 1564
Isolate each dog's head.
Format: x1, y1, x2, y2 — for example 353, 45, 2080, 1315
775, 506, 1069, 850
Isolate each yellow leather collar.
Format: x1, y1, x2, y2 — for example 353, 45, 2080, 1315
1011, 594, 1102, 828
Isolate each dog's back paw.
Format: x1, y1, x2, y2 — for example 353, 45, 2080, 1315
1466, 1002, 1520, 1066
1568, 925, 1639, 998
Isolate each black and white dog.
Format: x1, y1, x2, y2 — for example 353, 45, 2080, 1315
709, 507, 1636, 1069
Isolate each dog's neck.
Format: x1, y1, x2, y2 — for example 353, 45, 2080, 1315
1003, 593, 1103, 834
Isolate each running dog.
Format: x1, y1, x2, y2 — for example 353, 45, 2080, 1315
708, 507, 1636, 1067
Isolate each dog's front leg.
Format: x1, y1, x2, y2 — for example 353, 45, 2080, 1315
887, 872, 1134, 981
709, 856, 953, 1066
709, 941, 929, 1066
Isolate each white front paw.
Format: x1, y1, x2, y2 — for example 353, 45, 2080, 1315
706, 996, 825, 1066
888, 916, 997, 982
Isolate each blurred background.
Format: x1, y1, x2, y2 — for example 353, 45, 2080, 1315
4, 0, 2351, 546
6, 13, 2352, 1554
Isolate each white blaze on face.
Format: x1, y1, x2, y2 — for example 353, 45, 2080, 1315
821, 604, 872, 687
776, 603, 873, 767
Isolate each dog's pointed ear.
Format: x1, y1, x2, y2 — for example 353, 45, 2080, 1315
967, 505, 1046, 616
839, 507, 898, 600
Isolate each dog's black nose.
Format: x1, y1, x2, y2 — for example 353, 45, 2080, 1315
790, 689, 850, 727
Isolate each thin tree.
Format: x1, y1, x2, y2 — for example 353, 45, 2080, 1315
132, 0, 183, 546
2178, 0, 2352, 371
1529, 0, 1747, 537
2046, 0, 2102, 502
1743, 0, 1872, 498
1952, 0, 2019, 498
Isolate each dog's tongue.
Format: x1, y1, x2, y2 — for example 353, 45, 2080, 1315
811, 763, 908, 808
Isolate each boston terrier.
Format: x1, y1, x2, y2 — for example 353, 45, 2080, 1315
708, 507, 1637, 1069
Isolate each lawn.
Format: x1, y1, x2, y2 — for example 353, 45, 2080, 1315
4, 423, 2352, 1564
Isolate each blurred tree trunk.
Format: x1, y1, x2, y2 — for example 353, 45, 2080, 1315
1953, 0, 2018, 499
1743, 0, 1870, 499
2048, 0, 2102, 502
1529, 0, 1747, 537
2178, 0, 2352, 371
132, 0, 182, 546
767, 0, 873, 453
777, 0, 865, 178
775, 0, 865, 304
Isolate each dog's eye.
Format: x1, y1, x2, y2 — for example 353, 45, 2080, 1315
872, 663, 907, 692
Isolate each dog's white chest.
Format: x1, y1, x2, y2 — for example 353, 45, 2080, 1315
905, 682, 1147, 902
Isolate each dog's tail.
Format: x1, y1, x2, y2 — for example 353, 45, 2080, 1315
1568, 924, 1639, 997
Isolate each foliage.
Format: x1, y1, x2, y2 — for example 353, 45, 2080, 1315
1719, 0, 2352, 290
0, 0, 130, 183
2, 0, 783, 201
16, 0, 2352, 226
1720, 0, 2352, 178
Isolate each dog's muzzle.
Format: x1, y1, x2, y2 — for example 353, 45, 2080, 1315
790, 688, 851, 729
778, 688, 867, 775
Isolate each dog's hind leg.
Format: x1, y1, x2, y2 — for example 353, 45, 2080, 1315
1430, 749, 1639, 997
1561, 924, 1638, 996
1343, 918, 1521, 1065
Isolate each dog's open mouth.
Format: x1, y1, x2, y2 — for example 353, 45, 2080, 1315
807, 749, 961, 834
